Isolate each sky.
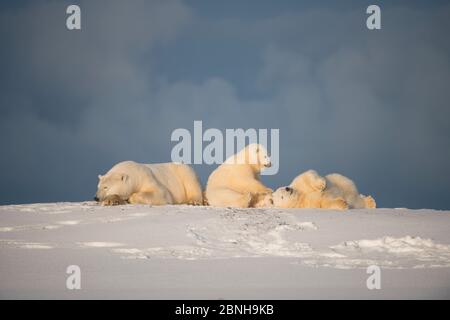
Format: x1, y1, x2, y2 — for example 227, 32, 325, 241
0, 0, 449, 209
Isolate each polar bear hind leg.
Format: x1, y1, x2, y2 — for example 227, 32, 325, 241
251, 192, 274, 208
206, 188, 252, 208
129, 188, 174, 205
325, 173, 358, 194
290, 170, 326, 193
363, 195, 376, 208
320, 196, 349, 210
325, 173, 376, 209
325, 173, 365, 208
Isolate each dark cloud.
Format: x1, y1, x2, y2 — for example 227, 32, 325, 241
0, 0, 193, 203
0, 1, 449, 209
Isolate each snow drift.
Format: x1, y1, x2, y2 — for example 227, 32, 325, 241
1, 202, 449, 299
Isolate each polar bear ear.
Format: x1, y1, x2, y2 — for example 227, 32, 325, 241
98, 175, 103, 180
121, 174, 128, 182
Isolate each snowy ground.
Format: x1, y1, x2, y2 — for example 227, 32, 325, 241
0, 202, 449, 299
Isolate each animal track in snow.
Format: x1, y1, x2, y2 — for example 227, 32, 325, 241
113, 210, 319, 260
296, 236, 450, 269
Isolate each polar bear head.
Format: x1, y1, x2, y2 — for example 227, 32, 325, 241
95, 173, 132, 202
226, 143, 271, 172
272, 186, 301, 208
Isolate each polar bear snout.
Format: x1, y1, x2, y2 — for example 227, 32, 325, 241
94, 196, 99, 202
285, 187, 294, 194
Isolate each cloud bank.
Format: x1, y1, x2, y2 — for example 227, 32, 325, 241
0, 1, 449, 209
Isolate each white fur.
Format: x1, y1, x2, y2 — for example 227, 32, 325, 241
270, 170, 376, 210
205, 144, 272, 208
96, 161, 203, 206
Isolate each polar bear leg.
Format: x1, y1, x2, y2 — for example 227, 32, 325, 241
320, 196, 348, 210
290, 170, 326, 193
363, 195, 376, 208
325, 174, 374, 209
101, 194, 128, 206
207, 188, 252, 208
251, 192, 274, 208
129, 189, 173, 205
325, 173, 359, 196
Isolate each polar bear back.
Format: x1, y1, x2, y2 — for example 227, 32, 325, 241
206, 164, 255, 192
107, 161, 201, 204
144, 163, 188, 203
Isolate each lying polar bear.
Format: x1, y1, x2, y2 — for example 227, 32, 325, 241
256, 170, 376, 210
205, 143, 273, 208
95, 161, 203, 206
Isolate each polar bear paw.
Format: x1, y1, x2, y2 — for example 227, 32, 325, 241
243, 192, 254, 207
363, 195, 376, 208
335, 198, 349, 210
252, 193, 274, 208
188, 200, 203, 206
326, 197, 349, 210
101, 194, 128, 206
312, 176, 326, 192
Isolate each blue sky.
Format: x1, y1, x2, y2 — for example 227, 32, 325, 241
0, 0, 449, 209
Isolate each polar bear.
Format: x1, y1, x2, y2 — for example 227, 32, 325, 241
95, 161, 203, 206
205, 143, 273, 208
266, 170, 376, 210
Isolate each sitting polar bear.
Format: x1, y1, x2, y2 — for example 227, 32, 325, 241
205, 144, 273, 208
95, 161, 203, 206
256, 170, 376, 210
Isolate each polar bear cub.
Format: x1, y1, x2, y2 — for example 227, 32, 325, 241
269, 170, 376, 210
205, 144, 273, 208
95, 161, 203, 206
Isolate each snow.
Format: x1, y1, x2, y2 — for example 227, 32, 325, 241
0, 202, 449, 299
